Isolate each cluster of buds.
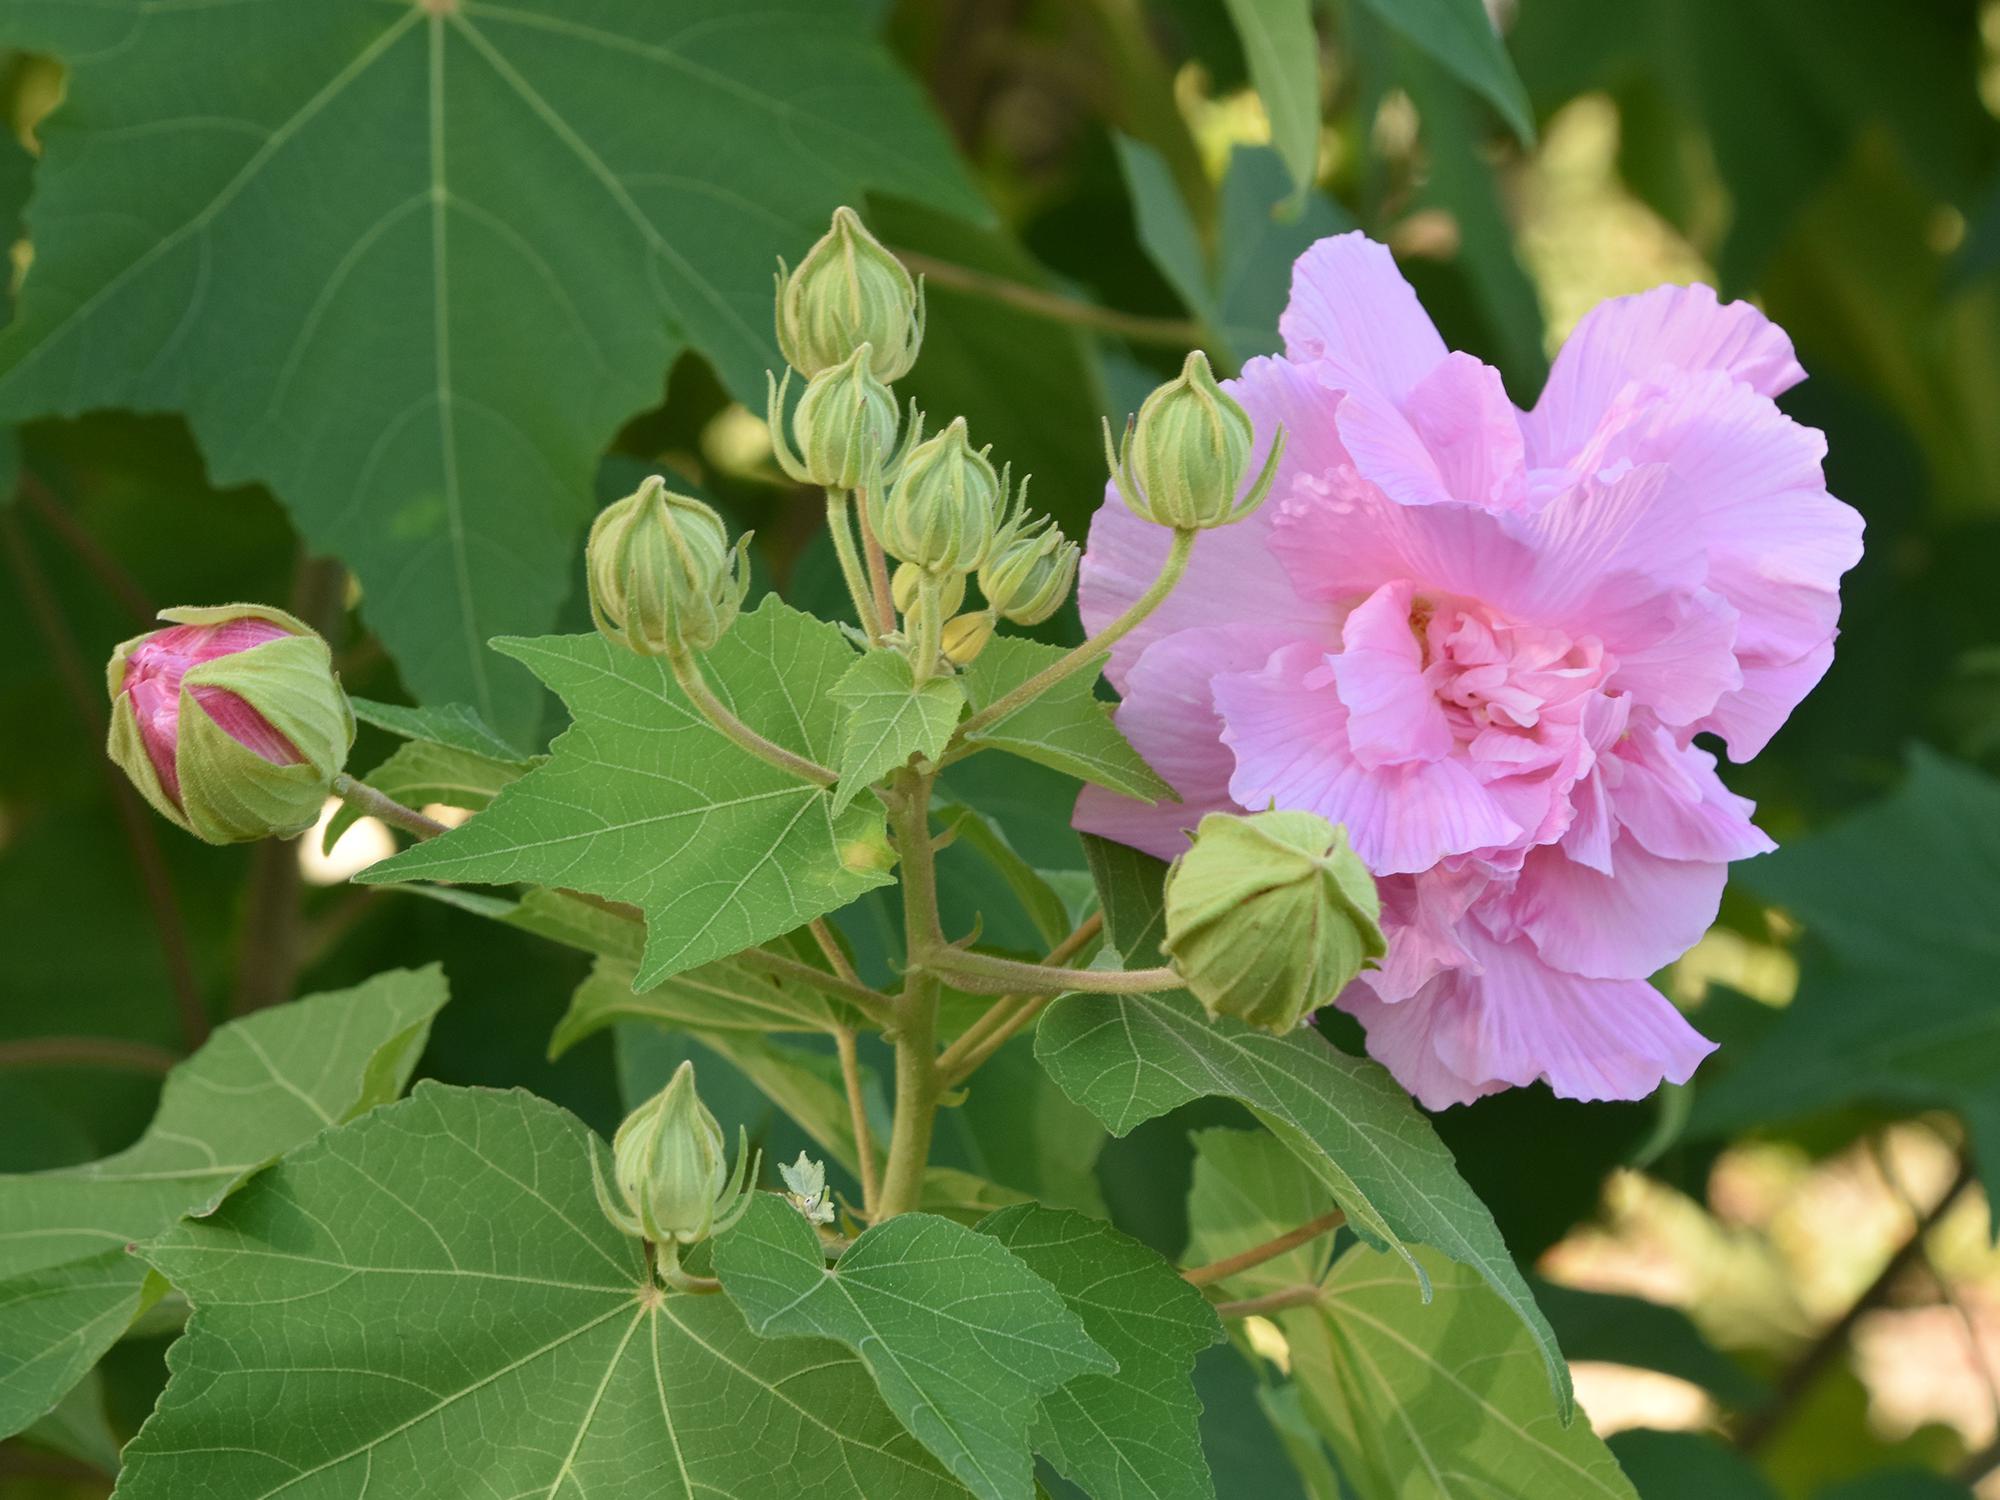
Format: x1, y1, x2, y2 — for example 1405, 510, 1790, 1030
107, 605, 354, 845
1107, 350, 1286, 532
595, 1061, 757, 1274
767, 211, 926, 495
1162, 810, 1385, 1033
586, 476, 751, 659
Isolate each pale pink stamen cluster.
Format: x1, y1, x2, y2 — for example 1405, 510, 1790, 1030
120, 619, 301, 805
1074, 233, 1863, 1109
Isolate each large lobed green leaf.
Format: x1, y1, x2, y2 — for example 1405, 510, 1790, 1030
1044, 834, 1573, 1417
118, 1083, 967, 1499
829, 648, 965, 813
0, 0, 982, 740
1185, 1130, 1633, 1500
716, 1194, 1113, 1500
0, 967, 448, 1441
958, 636, 1172, 803
978, 1203, 1223, 1500
361, 598, 897, 989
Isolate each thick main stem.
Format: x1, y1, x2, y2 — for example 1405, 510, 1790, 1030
666, 650, 838, 788
951, 527, 1195, 746
876, 770, 944, 1219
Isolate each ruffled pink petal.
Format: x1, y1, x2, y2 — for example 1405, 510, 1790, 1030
1368, 867, 1489, 1004
1338, 979, 1504, 1110
1525, 283, 1807, 468
1213, 641, 1520, 874
1072, 623, 1303, 860
1581, 370, 1861, 665
1506, 837, 1728, 981
1608, 721, 1775, 864
1330, 580, 1453, 767
1079, 356, 1334, 690
1600, 588, 1743, 729
1401, 352, 1528, 512
1357, 929, 1717, 1106
1279, 233, 1448, 402
1702, 638, 1837, 761
1270, 470, 1534, 611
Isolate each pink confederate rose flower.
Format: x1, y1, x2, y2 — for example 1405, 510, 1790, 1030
1075, 233, 1863, 1109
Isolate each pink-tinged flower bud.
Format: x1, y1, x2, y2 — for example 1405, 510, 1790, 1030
106, 605, 354, 845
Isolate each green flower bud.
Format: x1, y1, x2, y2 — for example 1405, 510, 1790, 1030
875, 417, 1011, 576
891, 560, 964, 620
767, 344, 901, 490
1105, 350, 1286, 531
106, 605, 354, 845
774, 207, 925, 382
596, 1060, 755, 1246
586, 477, 751, 657
1162, 810, 1385, 1033
978, 518, 1078, 626
940, 610, 995, 665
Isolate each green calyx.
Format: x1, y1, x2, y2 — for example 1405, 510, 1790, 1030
586, 477, 752, 658
767, 343, 909, 491
874, 416, 1014, 576
1105, 350, 1287, 531
596, 1060, 756, 1250
774, 206, 926, 382
978, 516, 1078, 626
1163, 809, 1386, 1033
105, 604, 353, 846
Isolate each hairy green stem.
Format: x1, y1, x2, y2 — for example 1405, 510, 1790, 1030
855, 485, 898, 637
950, 527, 1195, 747
331, 773, 450, 840
666, 650, 838, 789
907, 571, 947, 684
922, 946, 1182, 997
733, 945, 896, 1027
933, 913, 1104, 1082
877, 770, 945, 1219
835, 1027, 882, 1219
826, 490, 885, 643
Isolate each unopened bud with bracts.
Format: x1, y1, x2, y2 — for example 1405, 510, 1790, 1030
767, 344, 906, 491
978, 517, 1077, 626
1162, 810, 1385, 1034
874, 417, 1012, 577
586, 477, 751, 658
774, 207, 925, 382
595, 1061, 756, 1247
1105, 350, 1285, 531
892, 560, 964, 621
107, 605, 354, 845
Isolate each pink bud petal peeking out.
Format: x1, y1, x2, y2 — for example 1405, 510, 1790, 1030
119, 618, 304, 806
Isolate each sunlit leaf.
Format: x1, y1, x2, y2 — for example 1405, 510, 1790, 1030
1045, 836, 1572, 1416
959, 636, 1173, 803
360, 598, 897, 990
0, 967, 448, 1440
1219, 0, 1321, 209
716, 1194, 1113, 1500
116, 1083, 965, 1499
978, 1202, 1222, 1500
829, 649, 964, 813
